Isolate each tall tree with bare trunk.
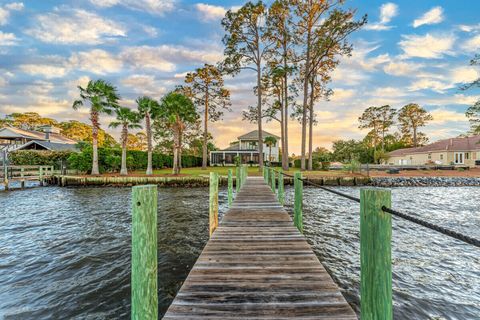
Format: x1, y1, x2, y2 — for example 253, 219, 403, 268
265, 0, 295, 170
184, 64, 231, 170
398, 103, 433, 147
292, 0, 366, 170
222, 1, 273, 171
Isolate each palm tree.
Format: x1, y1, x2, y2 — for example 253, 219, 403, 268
264, 136, 277, 163
109, 107, 142, 176
158, 92, 198, 175
72, 79, 120, 175
137, 96, 160, 175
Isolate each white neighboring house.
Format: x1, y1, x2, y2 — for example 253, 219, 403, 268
209, 130, 281, 165
0, 125, 78, 154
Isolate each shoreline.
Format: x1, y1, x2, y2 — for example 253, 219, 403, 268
50, 175, 372, 187
3, 175, 480, 191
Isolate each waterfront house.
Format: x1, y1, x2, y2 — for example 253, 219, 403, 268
209, 130, 281, 165
387, 135, 480, 167
0, 125, 78, 153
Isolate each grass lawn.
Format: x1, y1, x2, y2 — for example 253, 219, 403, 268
137, 166, 364, 177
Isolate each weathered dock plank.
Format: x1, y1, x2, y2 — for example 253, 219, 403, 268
163, 176, 356, 319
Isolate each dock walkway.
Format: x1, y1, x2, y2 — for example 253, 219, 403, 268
163, 176, 356, 319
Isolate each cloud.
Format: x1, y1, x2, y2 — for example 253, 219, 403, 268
429, 108, 467, 124
19, 64, 68, 79
0, 2, 23, 25
450, 66, 479, 84
399, 33, 455, 58
69, 49, 123, 74
26, 8, 126, 45
461, 35, 480, 53
90, 0, 175, 16
365, 2, 398, 31
383, 59, 423, 76
458, 24, 480, 33
413, 6, 444, 28
330, 88, 356, 102
5, 2, 24, 10
371, 86, 410, 98
121, 74, 167, 97
120, 44, 223, 72
407, 66, 479, 94
195, 3, 227, 21
141, 25, 158, 37
0, 31, 17, 46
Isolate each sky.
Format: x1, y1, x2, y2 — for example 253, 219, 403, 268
0, 0, 479, 154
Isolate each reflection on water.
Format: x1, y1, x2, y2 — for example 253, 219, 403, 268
0, 187, 228, 319
0, 186, 478, 319
284, 186, 480, 320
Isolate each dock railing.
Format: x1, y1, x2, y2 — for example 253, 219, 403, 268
1, 165, 55, 190
130, 164, 248, 319
265, 165, 480, 320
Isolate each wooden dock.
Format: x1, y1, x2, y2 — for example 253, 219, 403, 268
163, 176, 356, 319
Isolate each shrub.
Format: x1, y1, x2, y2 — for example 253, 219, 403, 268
9, 150, 75, 168
66, 144, 202, 173
294, 159, 301, 168
321, 161, 331, 171
105, 154, 121, 172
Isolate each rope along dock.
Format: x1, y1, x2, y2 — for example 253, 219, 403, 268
163, 176, 356, 319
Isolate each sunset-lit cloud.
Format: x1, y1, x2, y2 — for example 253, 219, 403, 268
0, 1, 479, 152
399, 33, 455, 58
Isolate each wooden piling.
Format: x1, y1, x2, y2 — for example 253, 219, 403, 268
294, 172, 303, 233
20, 168, 25, 189
360, 188, 392, 320
209, 172, 219, 237
278, 169, 284, 205
39, 166, 44, 186
270, 168, 276, 193
227, 169, 233, 206
131, 185, 158, 320
235, 166, 241, 192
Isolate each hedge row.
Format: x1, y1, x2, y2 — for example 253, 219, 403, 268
9, 150, 74, 168
9, 148, 202, 172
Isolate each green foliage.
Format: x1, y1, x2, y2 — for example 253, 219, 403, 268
331, 139, 373, 164
320, 161, 331, 171
397, 103, 433, 147
233, 155, 241, 166
461, 54, 480, 133
9, 150, 74, 168
67, 144, 202, 173
105, 154, 121, 172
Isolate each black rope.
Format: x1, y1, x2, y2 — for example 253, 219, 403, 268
268, 167, 480, 248
382, 206, 480, 248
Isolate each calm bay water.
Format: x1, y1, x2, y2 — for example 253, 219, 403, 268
0, 185, 479, 319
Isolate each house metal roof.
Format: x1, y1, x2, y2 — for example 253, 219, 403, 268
0, 126, 76, 144
388, 135, 480, 157
14, 140, 79, 151
237, 130, 280, 140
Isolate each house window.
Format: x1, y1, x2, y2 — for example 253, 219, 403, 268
428, 153, 432, 160
465, 152, 470, 160
454, 152, 465, 164
440, 154, 443, 160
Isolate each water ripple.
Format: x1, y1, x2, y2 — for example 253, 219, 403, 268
0, 186, 478, 319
